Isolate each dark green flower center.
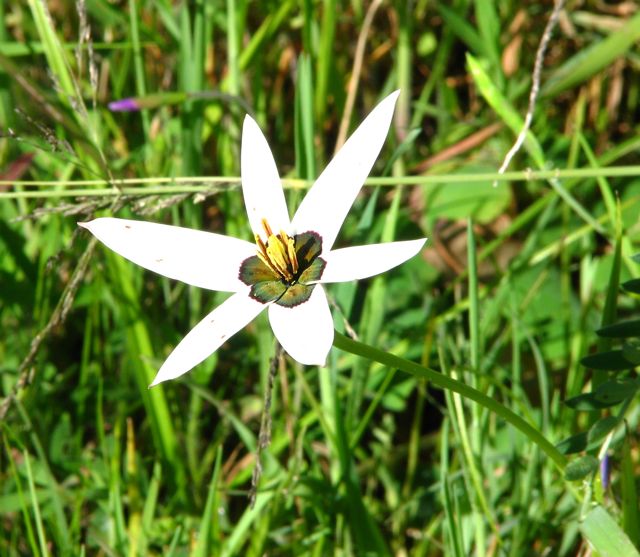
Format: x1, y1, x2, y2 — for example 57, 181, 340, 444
239, 224, 326, 308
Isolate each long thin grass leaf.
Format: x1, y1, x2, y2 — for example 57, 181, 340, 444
542, 12, 640, 98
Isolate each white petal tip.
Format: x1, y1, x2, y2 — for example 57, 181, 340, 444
378, 90, 400, 110
242, 114, 259, 130
406, 237, 428, 260
78, 218, 107, 231
149, 372, 170, 387
297, 355, 328, 367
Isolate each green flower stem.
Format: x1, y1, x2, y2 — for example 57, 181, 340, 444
332, 330, 567, 471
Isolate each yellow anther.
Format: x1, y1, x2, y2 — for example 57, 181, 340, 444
281, 232, 298, 275
256, 220, 299, 283
266, 235, 291, 279
261, 219, 274, 238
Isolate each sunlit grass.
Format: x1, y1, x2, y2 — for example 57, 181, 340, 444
2, 1, 640, 556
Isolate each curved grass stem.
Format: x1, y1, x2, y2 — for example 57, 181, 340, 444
332, 330, 567, 472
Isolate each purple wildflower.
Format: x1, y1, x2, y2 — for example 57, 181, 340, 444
108, 98, 140, 112
600, 453, 610, 490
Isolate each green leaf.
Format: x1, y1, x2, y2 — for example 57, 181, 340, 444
565, 393, 618, 411
294, 53, 316, 180
597, 319, 640, 339
425, 165, 511, 224
580, 506, 640, 557
558, 417, 621, 454
581, 350, 633, 371
27, 0, 76, 100
193, 448, 223, 557
594, 379, 640, 405
473, 0, 501, 77
622, 278, 640, 294
437, 4, 484, 55
621, 435, 640, 547
556, 432, 588, 455
542, 12, 640, 98
587, 416, 618, 444
565, 455, 599, 481
623, 340, 640, 365
466, 53, 544, 165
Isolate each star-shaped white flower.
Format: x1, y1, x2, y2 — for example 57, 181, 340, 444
80, 91, 427, 386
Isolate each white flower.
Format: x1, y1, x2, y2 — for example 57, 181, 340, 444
80, 91, 427, 386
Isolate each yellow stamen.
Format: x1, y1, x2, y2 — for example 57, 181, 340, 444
262, 219, 274, 238
256, 219, 299, 282
281, 232, 298, 275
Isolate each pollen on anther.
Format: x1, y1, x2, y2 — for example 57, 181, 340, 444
261, 218, 274, 238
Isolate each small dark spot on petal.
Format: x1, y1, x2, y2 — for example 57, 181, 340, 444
155, 258, 164, 263
125, 225, 131, 229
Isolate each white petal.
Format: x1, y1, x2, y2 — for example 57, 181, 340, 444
150, 292, 265, 386
80, 218, 255, 292
241, 115, 291, 239
291, 91, 400, 252
268, 286, 334, 366
319, 239, 427, 283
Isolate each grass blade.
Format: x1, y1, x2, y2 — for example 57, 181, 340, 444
580, 506, 640, 557
542, 12, 640, 98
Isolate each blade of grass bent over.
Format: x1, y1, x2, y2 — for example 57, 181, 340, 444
333, 331, 567, 472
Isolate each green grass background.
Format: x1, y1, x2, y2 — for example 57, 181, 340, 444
1, 1, 640, 555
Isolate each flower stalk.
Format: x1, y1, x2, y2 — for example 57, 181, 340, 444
332, 330, 567, 471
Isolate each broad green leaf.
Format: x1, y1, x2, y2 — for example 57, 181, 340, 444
597, 319, 640, 339
581, 350, 632, 371
556, 432, 588, 455
558, 417, 621, 455
622, 278, 640, 294
623, 340, 640, 365
565, 393, 618, 411
587, 416, 618, 444
594, 379, 640, 405
580, 506, 640, 557
565, 455, 598, 481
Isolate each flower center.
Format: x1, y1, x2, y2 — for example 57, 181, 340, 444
239, 219, 326, 308
255, 220, 299, 283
